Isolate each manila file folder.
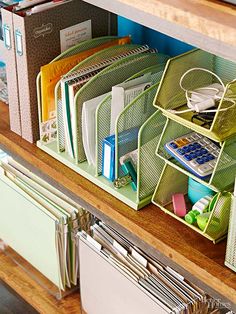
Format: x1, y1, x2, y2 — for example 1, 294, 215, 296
0, 167, 64, 289
79, 236, 170, 314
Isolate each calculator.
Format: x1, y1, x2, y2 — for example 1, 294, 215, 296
164, 132, 233, 178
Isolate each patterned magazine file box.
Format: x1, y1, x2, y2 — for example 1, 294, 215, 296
151, 48, 235, 243
37, 51, 169, 210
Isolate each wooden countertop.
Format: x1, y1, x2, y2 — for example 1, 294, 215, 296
0, 101, 235, 309
82, 0, 236, 62
0, 248, 81, 314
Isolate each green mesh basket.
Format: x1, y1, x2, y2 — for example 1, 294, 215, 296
155, 118, 236, 192
74, 52, 164, 163
152, 163, 232, 243
37, 36, 119, 144
154, 49, 236, 142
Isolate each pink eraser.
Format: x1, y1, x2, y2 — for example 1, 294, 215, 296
172, 193, 187, 217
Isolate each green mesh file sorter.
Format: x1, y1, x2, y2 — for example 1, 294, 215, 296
55, 44, 151, 154
37, 53, 169, 209
37, 36, 125, 145
154, 49, 236, 142
73, 52, 168, 163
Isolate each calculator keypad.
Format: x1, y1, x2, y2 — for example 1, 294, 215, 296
164, 132, 232, 178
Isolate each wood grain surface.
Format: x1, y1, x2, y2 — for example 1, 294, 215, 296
0, 248, 81, 314
82, 0, 236, 62
0, 100, 236, 308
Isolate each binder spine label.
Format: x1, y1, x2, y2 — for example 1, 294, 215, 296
3, 24, 11, 50
15, 30, 23, 56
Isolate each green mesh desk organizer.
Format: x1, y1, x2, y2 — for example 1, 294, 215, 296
37, 36, 120, 143
151, 49, 235, 242
154, 49, 236, 142
37, 51, 169, 210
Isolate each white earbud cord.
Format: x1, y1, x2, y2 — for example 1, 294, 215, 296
168, 67, 236, 114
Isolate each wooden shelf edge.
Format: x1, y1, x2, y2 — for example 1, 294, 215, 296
0, 250, 81, 314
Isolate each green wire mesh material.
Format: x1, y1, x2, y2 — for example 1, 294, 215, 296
115, 84, 158, 178
95, 62, 168, 176
54, 39, 134, 152
137, 110, 167, 201
96, 94, 112, 176
152, 164, 232, 243
204, 191, 231, 240
56, 44, 147, 155
154, 49, 236, 142
75, 53, 164, 163
225, 195, 236, 271
127, 62, 168, 83
156, 118, 236, 191
37, 36, 119, 139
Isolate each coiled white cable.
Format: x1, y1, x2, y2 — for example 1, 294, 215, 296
168, 67, 236, 114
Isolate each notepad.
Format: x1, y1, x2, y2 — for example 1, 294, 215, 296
82, 92, 109, 166
110, 74, 152, 134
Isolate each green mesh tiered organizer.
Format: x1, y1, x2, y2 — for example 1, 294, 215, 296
152, 164, 232, 243
151, 48, 236, 242
154, 49, 236, 142
37, 51, 168, 210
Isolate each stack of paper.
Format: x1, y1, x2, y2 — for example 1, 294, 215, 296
0, 156, 91, 291
78, 222, 207, 314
